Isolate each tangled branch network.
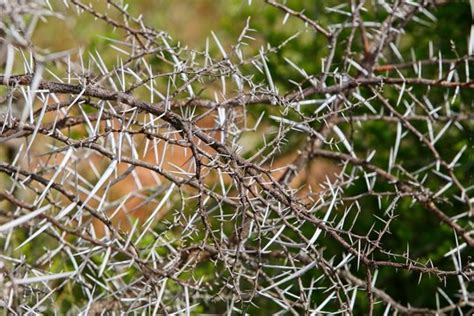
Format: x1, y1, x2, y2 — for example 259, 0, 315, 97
0, 0, 473, 314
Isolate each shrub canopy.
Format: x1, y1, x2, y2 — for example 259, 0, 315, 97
0, 0, 473, 314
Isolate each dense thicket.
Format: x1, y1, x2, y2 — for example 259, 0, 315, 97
0, 0, 473, 314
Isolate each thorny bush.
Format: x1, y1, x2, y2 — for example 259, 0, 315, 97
0, 0, 473, 314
